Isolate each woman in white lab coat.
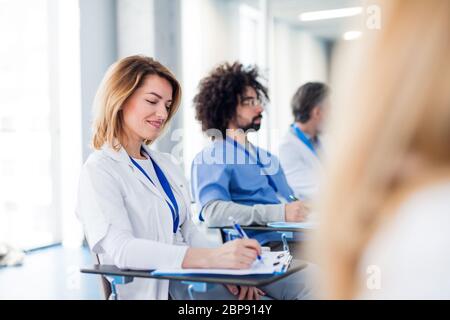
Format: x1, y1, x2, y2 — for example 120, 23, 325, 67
76, 55, 312, 300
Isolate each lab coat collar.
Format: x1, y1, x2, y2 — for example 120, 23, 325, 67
101, 143, 132, 163
141, 144, 185, 199
101, 143, 183, 203
290, 125, 321, 157
100, 142, 160, 165
101, 143, 166, 200
138, 145, 188, 214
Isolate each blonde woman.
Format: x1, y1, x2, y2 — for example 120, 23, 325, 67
76, 55, 312, 300
315, 0, 450, 299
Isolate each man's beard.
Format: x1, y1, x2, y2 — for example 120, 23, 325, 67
240, 115, 263, 132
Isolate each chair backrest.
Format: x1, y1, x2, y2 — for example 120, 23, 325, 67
92, 252, 112, 300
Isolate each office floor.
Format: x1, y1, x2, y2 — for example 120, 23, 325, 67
0, 225, 221, 300
0, 245, 101, 299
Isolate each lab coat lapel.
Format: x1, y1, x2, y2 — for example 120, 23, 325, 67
290, 128, 321, 164
102, 144, 166, 201
130, 161, 166, 200
142, 146, 187, 205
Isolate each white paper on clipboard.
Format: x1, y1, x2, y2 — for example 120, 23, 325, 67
151, 251, 292, 276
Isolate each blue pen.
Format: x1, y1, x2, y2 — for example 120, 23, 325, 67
229, 217, 262, 262
288, 194, 298, 202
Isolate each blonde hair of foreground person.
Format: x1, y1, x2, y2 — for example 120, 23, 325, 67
92, 55, 182, 150
313, 0, 450, 299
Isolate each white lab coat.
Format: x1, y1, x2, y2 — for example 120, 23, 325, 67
278, 129, 323, 200
76, 143, 212, 299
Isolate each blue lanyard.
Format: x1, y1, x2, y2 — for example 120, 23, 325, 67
291, 123, 318, 156
129, 150, 179, 233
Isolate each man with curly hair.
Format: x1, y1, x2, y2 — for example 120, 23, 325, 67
190, 62, 309, 245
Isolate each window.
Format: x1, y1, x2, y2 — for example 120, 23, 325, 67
239, 3, 262, 66
239, 2, 270, 152
0, 0, 82, 250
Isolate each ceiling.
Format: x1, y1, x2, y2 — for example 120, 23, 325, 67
268, 0, 365, 40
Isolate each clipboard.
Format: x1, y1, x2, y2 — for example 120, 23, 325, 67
151, 251, 292, 276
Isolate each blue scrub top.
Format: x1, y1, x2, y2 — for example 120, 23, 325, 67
191, 138, 294, 221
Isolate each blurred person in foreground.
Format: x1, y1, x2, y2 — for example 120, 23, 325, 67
314, 0, 450, 299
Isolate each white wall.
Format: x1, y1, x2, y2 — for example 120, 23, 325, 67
117, 0, 154, 58
79, 0, 118, 162
151, 0, 183, 155
270, 21, 328, 154
80, 0, 182, 158
181, 0, 242, 177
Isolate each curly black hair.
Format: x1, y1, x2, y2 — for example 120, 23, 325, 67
193, 62, 269, 137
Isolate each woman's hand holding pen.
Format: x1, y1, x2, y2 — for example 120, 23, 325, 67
285, 200, 309, 222
182, 239, 261, 269
209, 239, 262, 269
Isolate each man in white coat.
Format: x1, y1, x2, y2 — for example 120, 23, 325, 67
279, 82, 329, 201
